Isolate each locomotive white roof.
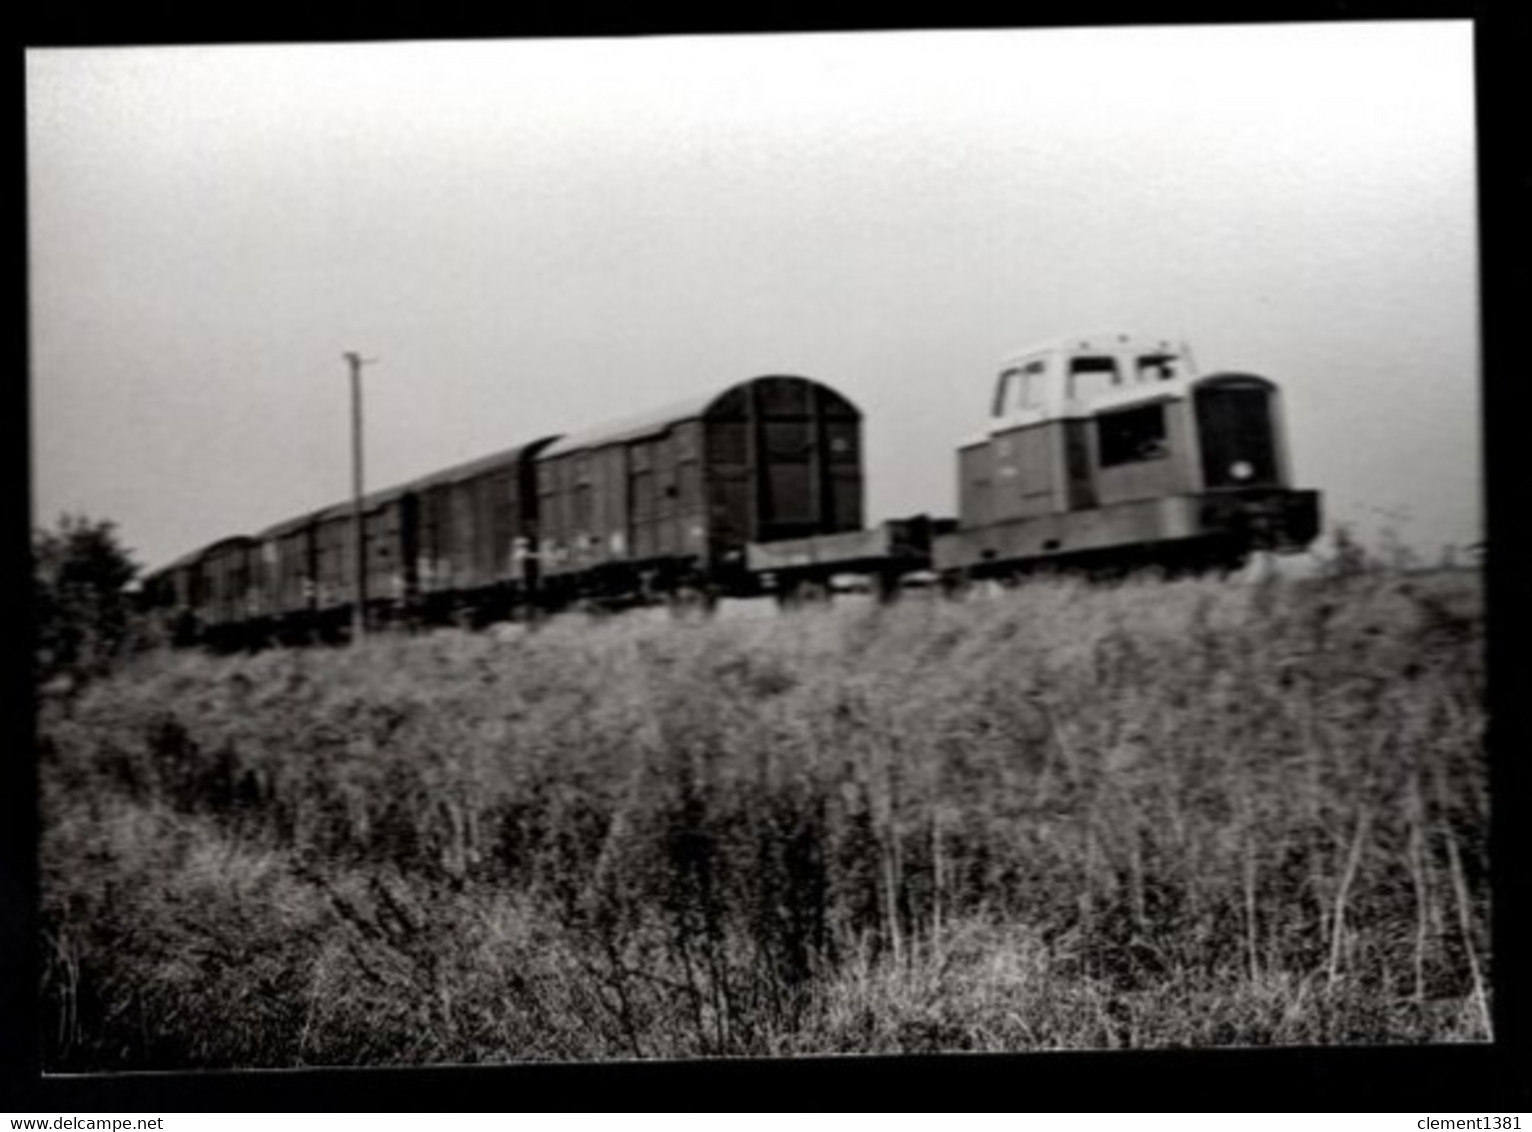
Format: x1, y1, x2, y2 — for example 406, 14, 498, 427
967, 331, 1199, 446
997, 331, 1194, 368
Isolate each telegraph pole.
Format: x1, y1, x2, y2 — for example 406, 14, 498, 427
344, 351, 378, 643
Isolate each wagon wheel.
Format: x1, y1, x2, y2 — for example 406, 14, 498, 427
773, 576, 802, 610
774, 574, 821, 610
938, 570, 973, 600
665, 580, 717, 618
802, 579, 833, 604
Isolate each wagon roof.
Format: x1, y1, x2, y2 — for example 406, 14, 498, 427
310, 482, 417, 525
203, 533, 258, 554
404, 435, 560, 492
255, 505, 331, 540
539, 390, 720, 458
143, 547, 204, 578
253, 436, 562, 534
540, 375, 846, 458
146, 533, 254, 576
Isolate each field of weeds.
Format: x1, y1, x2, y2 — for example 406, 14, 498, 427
37, 563, 1489, 1068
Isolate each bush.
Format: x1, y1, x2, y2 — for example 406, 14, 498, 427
37, 565, 1490, 1067
32, 514, 140, 686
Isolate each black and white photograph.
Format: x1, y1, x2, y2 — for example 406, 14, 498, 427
24, 22, 1489, 1077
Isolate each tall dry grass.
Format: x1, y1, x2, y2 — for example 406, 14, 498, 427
37, 559, 1488, 1067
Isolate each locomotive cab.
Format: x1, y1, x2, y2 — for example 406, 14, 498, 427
961, 333, 1201, 527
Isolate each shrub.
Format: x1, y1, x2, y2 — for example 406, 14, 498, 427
33, 514, 140, 687
38, 564, 1490, 1067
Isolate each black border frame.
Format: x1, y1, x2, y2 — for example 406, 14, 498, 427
9, 3, 1527, 1111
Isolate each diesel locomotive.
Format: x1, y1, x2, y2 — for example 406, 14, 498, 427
748, 332, 1319, 596
141, 335, 1321, 643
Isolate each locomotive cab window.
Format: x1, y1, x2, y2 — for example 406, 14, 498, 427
992, 369, 1020, 418
1097, 403, 1169, 466
992, 359, 1048, 417
1068, 356, 1121, 402
1136, 354, 1183, 384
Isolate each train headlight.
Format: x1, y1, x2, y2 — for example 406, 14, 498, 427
1230, 460, 1254, 481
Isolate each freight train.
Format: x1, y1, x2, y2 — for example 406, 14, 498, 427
141, 333, 1321, 644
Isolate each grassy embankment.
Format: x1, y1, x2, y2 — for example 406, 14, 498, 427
38, 562, 1488, 1067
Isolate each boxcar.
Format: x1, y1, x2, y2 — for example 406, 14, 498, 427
140, 544, 209, 644
536, 374, 863, 602
407, 437, 558, 622
257, 510, 320, 629
198, 535, 262, 633
309, 484, 414, 622
143, 547, 200, 615
248, 437, 558, 634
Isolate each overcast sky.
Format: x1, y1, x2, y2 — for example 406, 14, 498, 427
27, 24, 1480, 573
